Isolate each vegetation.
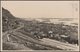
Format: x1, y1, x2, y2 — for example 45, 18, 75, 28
2, 7, 78, 50
2, 8, 20, 32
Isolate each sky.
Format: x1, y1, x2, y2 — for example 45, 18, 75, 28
1, 1, 79, 18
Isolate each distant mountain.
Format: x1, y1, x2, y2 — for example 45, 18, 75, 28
2, 8, 19, 32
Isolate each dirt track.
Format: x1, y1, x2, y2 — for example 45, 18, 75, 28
2, 23, 79, 50
40, 38, 79, 51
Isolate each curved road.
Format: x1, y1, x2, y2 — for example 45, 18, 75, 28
2, 23, 79, 51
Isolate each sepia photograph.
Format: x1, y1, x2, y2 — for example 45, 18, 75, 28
1, 1, 79, 51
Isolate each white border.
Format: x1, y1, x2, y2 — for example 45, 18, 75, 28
1, 1, 2, 51
1, 1, 79, 51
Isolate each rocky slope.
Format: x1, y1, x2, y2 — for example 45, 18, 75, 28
2, 8, 19, 32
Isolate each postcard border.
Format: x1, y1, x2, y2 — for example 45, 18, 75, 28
0, 0, 79, 52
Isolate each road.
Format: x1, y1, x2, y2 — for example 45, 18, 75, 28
3, 22, 24, 42
3, 23, 61, 50
2, 23, 79, 50
10, 31, 62, 50
40, 38, 79, 51
8, 31, 79, 50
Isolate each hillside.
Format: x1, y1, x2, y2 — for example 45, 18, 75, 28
2, 8, 20, 32
2, 8, 61, 50
2, 8, 78, 50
